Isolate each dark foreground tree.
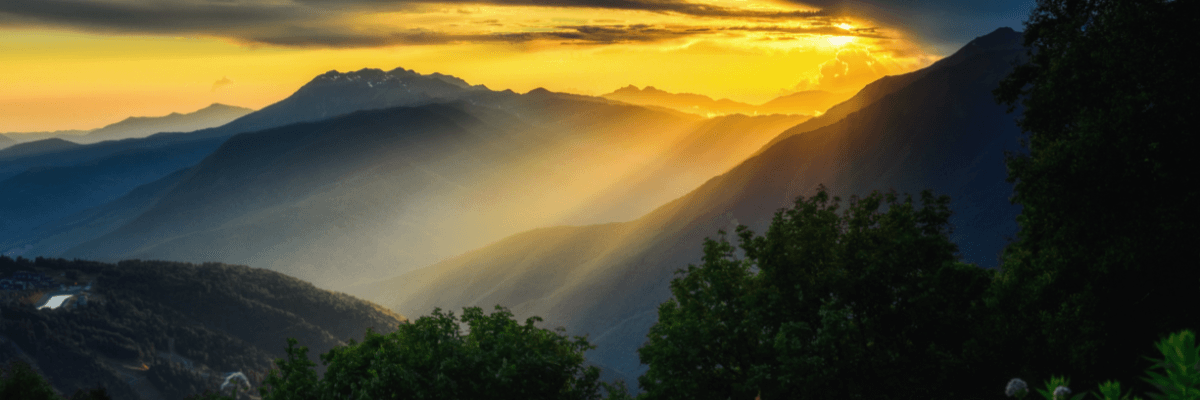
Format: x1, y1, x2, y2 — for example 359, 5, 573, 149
0, 360, 61, 400
991, 0, 1200, 391
261, 305, 626, 400
638, 187, 993, 400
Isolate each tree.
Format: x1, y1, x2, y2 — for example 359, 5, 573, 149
260, 305, 616, 400
638, 187, 994, 400
0, 360, 62, 400
991, 0, 1200, 391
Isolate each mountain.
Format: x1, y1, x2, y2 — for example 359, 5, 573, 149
51, 89, 805, 290
0, 138, 82, 161
601, 86, 854, 117
601, 85, 758, 115
349, 27, 1027, 384
0, 137, 226, 254
0, 134, 14, 150
0, 68, 528, 259
756, 90, 852, 115
0, 130, 89, 145
0, 256, 404, 400
75, 104, 254, 144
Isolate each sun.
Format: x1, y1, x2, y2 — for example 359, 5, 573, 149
837, 23, 853, 30
827, 35, 855, 46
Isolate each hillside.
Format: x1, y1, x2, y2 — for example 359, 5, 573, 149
0, 256, 404, 400
76, 104, 254, 144
54, 93, 804, 289
349, 27, 1028, 383
601, 85, 851, 117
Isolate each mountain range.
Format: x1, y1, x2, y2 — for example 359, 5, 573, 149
601, 85, 854, 117
0, 103, 252, 148
348, 26, 1027, 383
0, 26, 1029, 397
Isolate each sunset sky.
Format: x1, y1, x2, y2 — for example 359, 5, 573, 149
0, 0, 1032, 132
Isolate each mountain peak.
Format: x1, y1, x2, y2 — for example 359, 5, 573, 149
968, 27, 1023, 50
526, 87, 554, 95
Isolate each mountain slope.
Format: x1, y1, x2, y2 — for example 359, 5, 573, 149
0, 138, 81, 161
77, 104, 253, 144
0, 68, 520, 258
351, 27, 1027, 383
0, 134, 15, 150
58, 92, 803, 290
0, 256, 404, 400
601, 86, 852, 117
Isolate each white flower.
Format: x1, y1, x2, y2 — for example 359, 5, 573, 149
1053, 385, 1072, 400
1006, 378, 1029, 397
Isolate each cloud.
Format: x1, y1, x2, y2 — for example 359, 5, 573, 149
0, 0, 831, 46
816, 48, 888, 89
782, 48, 890, 94
212, 76, 234, 92
2, 0, 1019, 52
245, 24, 714, 47
785, 0, 1034, 53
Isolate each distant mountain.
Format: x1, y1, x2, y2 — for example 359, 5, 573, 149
350, 27, 1027, 384
0, 138, 82, 161
0, 256, 404, 400
601, 85, 854, 117
0, 134, 14, 150
0, 68, 525, 259
756, 90, 851, 115
0, 130, 89, 145
602, 85, 758, 115
76, 104, 253, 144
52, 91, 805, 290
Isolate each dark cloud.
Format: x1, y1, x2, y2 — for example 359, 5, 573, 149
0, 0, 848, 48
0, 0, 298, 33
246, 24, 713, 47
787, 0, 1034, 53
726, 24, 889, 39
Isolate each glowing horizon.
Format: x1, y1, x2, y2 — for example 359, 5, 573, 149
0, 0, 950, 132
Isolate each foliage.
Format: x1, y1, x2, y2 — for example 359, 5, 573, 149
990, 0, 1200, 392
67, 386, 112, 400
1140, 330, 1200, 400
259, 339, 318, 400
261, 305, 615, 400
1033, 376, 1084, 400
637, 186, 993, 400
0, 360, 61, 400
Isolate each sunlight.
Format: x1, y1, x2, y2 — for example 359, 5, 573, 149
828, 35, 855, 46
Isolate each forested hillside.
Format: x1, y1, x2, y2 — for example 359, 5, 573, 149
0, 256, 404, 400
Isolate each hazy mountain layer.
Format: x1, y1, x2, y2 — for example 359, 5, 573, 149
0, 134, 15, 150
0, 138, 225, 256
602, 85, 851, 117
0, 130, 89, 145
56, 90, 805, 290
0, 68, 535, 258
350, 27, 1027, 383
0, 138, 81, 161
0, 256, 404, 400
76, 104, 253, 144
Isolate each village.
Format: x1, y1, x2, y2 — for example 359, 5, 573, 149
0, 270, 94, 310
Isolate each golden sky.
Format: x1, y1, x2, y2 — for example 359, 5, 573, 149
0, 0, 979, 133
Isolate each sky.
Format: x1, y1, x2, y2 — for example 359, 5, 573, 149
0, 0, 1033, 133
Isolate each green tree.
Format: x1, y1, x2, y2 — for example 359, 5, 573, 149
638, 187, 994, 400
260, 305, 612, 400
0, 360, 62, 400
991, 0, 1199, 391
